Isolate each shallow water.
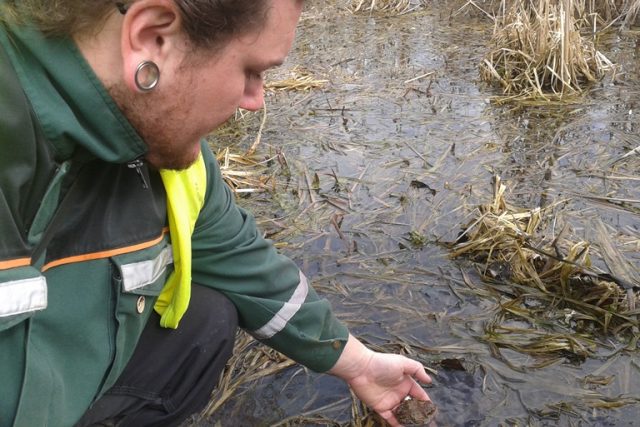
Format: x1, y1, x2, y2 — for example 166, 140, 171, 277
201, 1, 640, 425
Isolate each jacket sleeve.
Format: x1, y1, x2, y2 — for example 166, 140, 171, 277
190, 143, 349, 372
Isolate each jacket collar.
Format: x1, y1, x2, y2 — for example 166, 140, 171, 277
0, 21, 147, 163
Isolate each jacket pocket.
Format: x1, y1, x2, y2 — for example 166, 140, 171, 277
0, 266, 47, 331
98, 241, 173, 395
117, 243, 173, 297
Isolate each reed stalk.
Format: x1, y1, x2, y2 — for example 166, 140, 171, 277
480, 0, 616, 102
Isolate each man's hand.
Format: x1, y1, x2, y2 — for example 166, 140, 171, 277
328, 334, 432, 426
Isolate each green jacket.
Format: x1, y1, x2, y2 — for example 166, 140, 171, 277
0, 18, 348, 427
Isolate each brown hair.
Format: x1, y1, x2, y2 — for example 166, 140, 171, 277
0, 0, 269, 50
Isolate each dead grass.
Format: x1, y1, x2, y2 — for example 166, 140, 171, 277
348, 0, 423, 15
197, 331, 297, 419
196, 4, 640, 423
460, 0, 640, 27
479, 0, 615, 102
209, 64, 330, 195
209, 111, 275, 195
265, 65, 329, 92
451, 175, 639, 363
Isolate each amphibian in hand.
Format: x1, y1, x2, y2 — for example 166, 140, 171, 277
394, 398, 437, 426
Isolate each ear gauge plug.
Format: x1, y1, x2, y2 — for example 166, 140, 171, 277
134, 61, 160, 92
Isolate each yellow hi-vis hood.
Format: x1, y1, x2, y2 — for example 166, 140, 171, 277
155, 153, 206, 328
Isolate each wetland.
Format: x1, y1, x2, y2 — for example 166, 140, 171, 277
193, 1, 640, 425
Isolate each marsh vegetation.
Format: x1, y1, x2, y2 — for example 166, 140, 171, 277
187, 1, 640, 425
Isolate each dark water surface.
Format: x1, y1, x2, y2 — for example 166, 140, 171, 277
201, 1, 640, 425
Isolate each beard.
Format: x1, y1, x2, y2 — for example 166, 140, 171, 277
107, 81, 201, 171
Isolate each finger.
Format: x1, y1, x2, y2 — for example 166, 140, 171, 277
379, 409, 401, 427
407, 378, 431, 401
405, 360, 432, 384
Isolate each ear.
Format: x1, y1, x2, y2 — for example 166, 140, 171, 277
120, 0, 184, 92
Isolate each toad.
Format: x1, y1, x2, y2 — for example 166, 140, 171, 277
393, 397, 437, 426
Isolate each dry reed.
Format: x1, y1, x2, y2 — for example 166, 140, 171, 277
479, 0, 615, 102
197, 331, 296, 419
207, 111, 274, 195
210, 65, 329, 194
215, 146, 276, 194
451, 176, 639, 361
265, 66, 328, 92
581, 0, 640, 28
348, 0, 421, 15
461, 0, 640, 27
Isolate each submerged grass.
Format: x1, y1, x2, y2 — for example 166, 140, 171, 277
196, 2, 640, 424
211, 64, 330, 194
451, 175, 639, 364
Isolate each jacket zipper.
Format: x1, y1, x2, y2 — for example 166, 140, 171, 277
127, 159, 149, 189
